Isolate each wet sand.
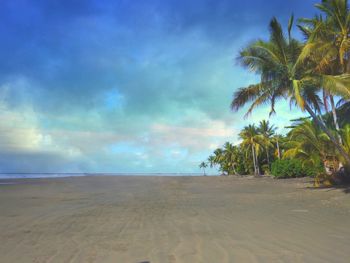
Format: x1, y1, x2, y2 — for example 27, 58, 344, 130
1, 176, 350, 263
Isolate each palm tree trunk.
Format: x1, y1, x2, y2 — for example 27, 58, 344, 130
304, 103, 350, 166
251, 144, 257, 175
253, 145, 260, 176
276, 138, 281, 159
266, 148, 270, 169
329, 95, 343, 145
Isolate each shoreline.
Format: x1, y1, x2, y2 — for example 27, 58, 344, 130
0, 173, 208, 180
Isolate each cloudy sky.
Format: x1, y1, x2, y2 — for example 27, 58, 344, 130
0, 0, 317, 174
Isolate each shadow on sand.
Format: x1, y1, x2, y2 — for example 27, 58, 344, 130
305, 183, 350, 194
334, 185, 350, 194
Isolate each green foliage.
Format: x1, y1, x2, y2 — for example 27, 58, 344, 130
271, 159, 323, 178
205, 121, 280, 176
261, 164, 270, 175
235, 162, 247, 175
271, 159, 304, 178
207, 144, 247, 175
204, 0, 350, 177
303, 162, 324, 178
284, 119, 335, 163
230, 4, 350, 166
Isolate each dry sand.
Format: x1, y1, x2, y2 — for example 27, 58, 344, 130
1, 176, 350, 263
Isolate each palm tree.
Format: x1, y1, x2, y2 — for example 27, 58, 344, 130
207, 155, 216, 168
213, 148, 224, 164
298, 0, 350, 143
223, 142, 240, 175
231, 16, 350, 166
284, 120, 335, 170
340, 124, 350, 157
272, 134, 284, 160
211, 148, 226, 174
258, 120, 276, 169
239, 125, 263, 175
300, 0, 350, 73
199, 162, 208, 176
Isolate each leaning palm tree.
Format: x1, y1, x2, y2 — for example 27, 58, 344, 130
298, 0, 350, 143
199, 162, 208, 176
231, 16, 350, 166
239, 125, 263, 175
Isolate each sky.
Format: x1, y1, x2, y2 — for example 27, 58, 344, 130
0, 0, 318, 174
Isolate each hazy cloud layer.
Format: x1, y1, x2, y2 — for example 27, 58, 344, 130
0, 0, 315, 173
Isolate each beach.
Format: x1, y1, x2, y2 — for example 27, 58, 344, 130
1, 176, 350, 263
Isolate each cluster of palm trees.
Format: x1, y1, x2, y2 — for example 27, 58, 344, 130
202, 116, 350, 177
203, 120, 279, 176
201, 0, 350, 177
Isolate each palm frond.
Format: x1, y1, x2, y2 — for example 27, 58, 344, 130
288, 14, 294, 41
231, 84, 262, 112
292, 80, 305, 109
322, 74, 350, 98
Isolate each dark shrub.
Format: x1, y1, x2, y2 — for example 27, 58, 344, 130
271, 159, 304, 178
236, 163, 247, 175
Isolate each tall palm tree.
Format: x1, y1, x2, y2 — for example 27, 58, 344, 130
239, 125, 262, 175
231, 16, 350, 166
258, 120, 276, 169
199, 162, 208, 176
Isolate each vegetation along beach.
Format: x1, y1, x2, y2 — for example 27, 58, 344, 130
203, 0, 350, 187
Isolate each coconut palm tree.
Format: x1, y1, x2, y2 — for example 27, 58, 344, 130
207, 155, 216, 168
213, 148, 224, 165
284, 120, 335, 169
199, 162, 208, 176
231, 16, 350, 166
239, 125, 263, 175
271, 134, 284, 160
211, 148, 226, 174
298, 1, 350, 143
258, 120, 276, 169
222, 142, 240, 175
302, 0, 350, 73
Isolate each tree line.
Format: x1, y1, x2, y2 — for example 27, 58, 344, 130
201, 0, 350, 180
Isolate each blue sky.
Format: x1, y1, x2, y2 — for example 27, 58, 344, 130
0, 0, 318, 173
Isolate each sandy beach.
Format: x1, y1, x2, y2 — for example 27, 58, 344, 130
1, 176, 350, 263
